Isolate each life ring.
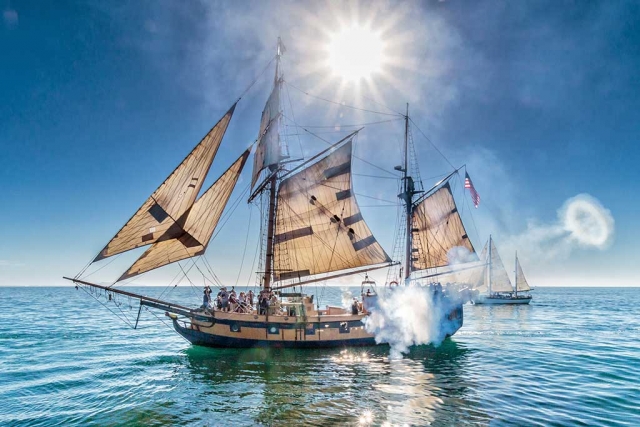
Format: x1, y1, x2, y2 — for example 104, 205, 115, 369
389, 280, 398, 286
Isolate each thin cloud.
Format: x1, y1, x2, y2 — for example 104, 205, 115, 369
3, 9, 18, 27
0, 260, 25, 267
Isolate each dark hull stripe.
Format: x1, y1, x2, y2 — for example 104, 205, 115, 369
201, 317, 365, 330
173, 320, 378, 348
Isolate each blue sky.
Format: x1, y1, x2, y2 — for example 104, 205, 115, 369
1, 0, 639, 287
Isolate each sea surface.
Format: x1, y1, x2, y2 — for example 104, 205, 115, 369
1, 286, 639, 427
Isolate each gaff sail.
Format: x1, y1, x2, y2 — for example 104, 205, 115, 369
515, 254, 531, 292
95, 105, 236, 261
272, 140, 391, 283
411, 182, 476, 272
118, 149, 250, 281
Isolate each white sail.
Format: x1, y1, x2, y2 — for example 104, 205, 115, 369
473, 241, 491, 291
411, 183, 475, 272
118, 149, 250, 281
272, 140, 391, 282
515, 255, 531, 292
251, 80, 284, 187
95, 105, 236, 261
488, 239, 513, 293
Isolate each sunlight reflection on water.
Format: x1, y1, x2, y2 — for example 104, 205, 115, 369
1, 286, 639, 426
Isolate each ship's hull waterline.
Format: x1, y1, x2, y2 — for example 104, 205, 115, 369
168, 305, 464, 349
472, 295, 532, 305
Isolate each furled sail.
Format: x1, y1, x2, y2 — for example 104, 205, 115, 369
272, 140, 391, 282
487, 239, 513, 293
117, 149, 250, 281
411, 183, 475, 272
95, 105, 236, 261
515, 255, 531, 292
251, 80, 284, 188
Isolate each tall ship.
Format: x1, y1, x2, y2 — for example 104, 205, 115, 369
65, 40, 479, 348
471, 236, 532, 305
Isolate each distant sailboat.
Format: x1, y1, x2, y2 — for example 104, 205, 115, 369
472, 236, 532, 305
64, 38, 477, 348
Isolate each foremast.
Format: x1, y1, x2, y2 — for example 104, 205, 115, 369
394, 107, 477, 284
262, 39, 284, 291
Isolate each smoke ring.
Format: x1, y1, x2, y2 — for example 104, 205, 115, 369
561, 194, 614, 249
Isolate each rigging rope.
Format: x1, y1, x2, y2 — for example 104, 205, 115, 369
285, 81, 402, 117
283, 116, 402, 129
237, 56, 277, 101
234, 206, 253, 287
303, 128, 398, 177
409, 117, 456, 170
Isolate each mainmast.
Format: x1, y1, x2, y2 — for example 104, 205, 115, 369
262, 38, 284, 291
399, 104, 416, 282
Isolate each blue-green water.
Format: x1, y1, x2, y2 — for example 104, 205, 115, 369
1, 286, 639, 426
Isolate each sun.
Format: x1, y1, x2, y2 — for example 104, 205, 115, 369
327, 24, 385, 82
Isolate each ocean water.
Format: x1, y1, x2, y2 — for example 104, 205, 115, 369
1, 286, 639, 427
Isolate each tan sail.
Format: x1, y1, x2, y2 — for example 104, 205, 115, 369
515, 255, 531, 292
251, 80, 283, 188
411, 183, 475, 272
95, 105, 236, 261
118, 149, 250, 281
488, 239, 513, 293
272, 140, 391, 282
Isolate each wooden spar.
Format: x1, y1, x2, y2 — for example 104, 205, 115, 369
411, 262, 488, 280
411, 168, 460, 207
279, 128, 363, 181
248, 167, 278, 203
63, 276, 194, 312
271, 262, 399, 291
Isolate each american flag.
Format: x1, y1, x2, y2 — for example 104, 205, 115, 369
464, 172, 480, 208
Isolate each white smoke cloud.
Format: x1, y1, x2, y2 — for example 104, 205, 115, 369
364, 285, 457, 359
505, 193, 614, 262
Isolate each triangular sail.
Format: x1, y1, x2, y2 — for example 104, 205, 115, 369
515, 255, 531, 292
272, 140, 391, 282
117, 149, 250, 281
471, 241, 489, 291
411, 183, 475, 272
488, 239, 513, 293
251, 80, 284, 188
95, 105, 236, 261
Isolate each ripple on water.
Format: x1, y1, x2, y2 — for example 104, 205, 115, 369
1, 286, 640, 426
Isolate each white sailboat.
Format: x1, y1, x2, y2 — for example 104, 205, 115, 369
472, 236, 532, 305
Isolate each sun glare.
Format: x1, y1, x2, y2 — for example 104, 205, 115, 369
328, 25, 385, 82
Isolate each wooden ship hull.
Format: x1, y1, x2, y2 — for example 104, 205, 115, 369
168, 304, 464, 349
